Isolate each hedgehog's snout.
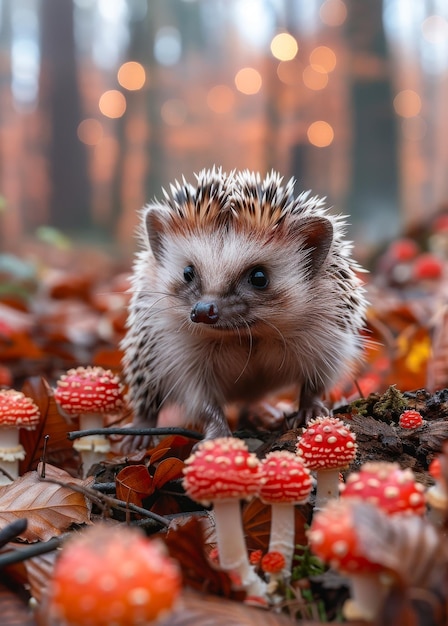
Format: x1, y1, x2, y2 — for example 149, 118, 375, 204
190, 301, 219, 325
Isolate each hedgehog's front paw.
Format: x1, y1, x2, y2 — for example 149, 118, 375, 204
286, 398, 330, 428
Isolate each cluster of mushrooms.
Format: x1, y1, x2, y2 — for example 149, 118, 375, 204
0, 370, 447, 624
183, 416, 445, 622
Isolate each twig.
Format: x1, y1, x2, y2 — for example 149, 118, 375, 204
0, 537, 62, 568
67, 426, 203, 441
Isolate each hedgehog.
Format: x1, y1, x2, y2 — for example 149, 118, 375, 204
121, 167, 367, 441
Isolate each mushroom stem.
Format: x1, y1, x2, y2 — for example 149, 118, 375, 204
343, 572, 391, 622
268, 503, 295, 579
314, 469, 340, 510
0, 426, 25, 485
213, 500, 266, 597
73, 413, 110, 477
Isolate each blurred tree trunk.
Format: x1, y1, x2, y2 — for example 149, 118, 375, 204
346, 0, 399, 228
39, 0, 90, 232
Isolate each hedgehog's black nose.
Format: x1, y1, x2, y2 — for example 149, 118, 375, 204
190, 301, 219, 324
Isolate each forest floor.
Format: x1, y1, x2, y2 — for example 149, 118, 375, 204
1, 233, 448, 625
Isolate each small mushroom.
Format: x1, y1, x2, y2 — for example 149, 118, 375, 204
340, 461, 426, 516
48, 524, 180, 626
0, 389, 40, 485
296, 416, 357, 510
258, 450, 312, 579
426, 457, 448, 527
398, 409, 424, 429
308, 499, 391, 622
54, 366, 124, 476
183, 437, 266, 598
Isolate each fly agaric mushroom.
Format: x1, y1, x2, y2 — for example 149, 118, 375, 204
398, 409, 424, 429
258, 450, 312, 578
308, 499, 392, 621
260, 551, 286, 577
0, 389, 40, 485
48, 524, 180, 626
54, 366, 124, 476
426, 457, 448, 527
340, 461, 426, 516
183, 437, 266, 598
296, 416, 357, 510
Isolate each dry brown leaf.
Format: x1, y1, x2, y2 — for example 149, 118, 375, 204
0, 464, 91, 542
24, 548, 58, 605
152, 457, 185, 490
0, 582, 36, 626
115, 464, 154, 505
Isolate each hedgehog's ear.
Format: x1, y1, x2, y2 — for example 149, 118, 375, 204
144, 206, 168, 263
291, 216, 333, 278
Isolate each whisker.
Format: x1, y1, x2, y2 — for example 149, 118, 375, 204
234, 317, 253, 384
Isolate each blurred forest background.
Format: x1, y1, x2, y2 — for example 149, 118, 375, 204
0, 0, 447, 261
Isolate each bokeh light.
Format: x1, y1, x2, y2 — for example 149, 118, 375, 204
270, 33, 298, 61
206, 85, 235, 113
310, 46, 337, 73
303, 65, 328, 90
154, 26, 181, 66
77, 118, 104, 146
160, 98, 188, 126
393, 89, 422, 118
117, 61, 146, 91
234, 67, 262, 95
319, 0, 347, 27
307, 121, 334, 147
98, 90, 126, 118
422, 15, 448, 44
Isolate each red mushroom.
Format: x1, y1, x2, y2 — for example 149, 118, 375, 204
0, 389, 40, 485
426, 456, 448, 526
183, 437, 266, 598
260, 551, 286, 577
258, 450, 312, 578
54, 366, 124, 476
340, 461, 426, 516
296, 416, 357, 509
48, 524, 180, 626
308, 499, 391, 621
398, 409, 424, 429
413, 253, 444, 281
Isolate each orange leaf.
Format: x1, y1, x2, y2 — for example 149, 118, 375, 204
115, 465, 154, 506
152, 457, 185, 490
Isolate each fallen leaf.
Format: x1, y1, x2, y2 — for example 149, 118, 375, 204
115, 464, 154, 505
0, 464, 91, 542
152, 457, 185, 490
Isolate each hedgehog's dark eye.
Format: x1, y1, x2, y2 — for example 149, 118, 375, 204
183, 265, 195, 283
248, 267, 269, 289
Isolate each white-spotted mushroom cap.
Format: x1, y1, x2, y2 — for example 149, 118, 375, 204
0, 389, 40, 430
340, 461, 426, 516
398, 410, 424, 429
183, 437, 261, 505
54, 366, 124, 415
296, 416, 357, 471
48, 524, 180, 626
308, 499, 383, 574
258, 450, 312, 504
